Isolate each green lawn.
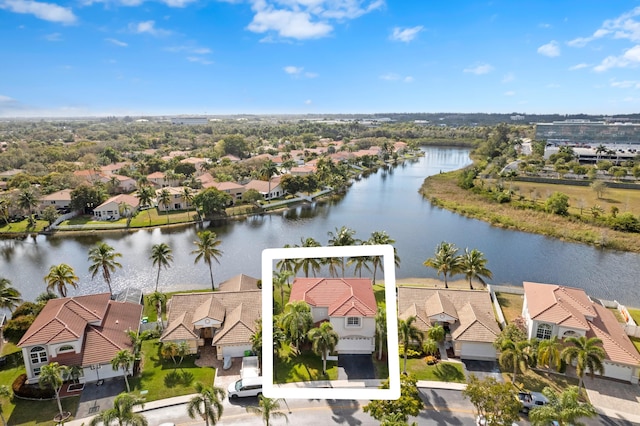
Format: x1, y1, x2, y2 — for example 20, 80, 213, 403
0, 219, 48, 233
628, 308, 640, 324
401, 358, 466, 383
128, 339, 215, 401
495, 292, 524, 323
631, 337, 640, 354
274, 351, 338, 384
506, 369, 580, 395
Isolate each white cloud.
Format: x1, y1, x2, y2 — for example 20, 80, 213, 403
0, 0, 76, 24
106, 38, 128, 47
284, 66, 303, 75
502, 72, 515, 83
246, 0, 382, 40
504, 91, 515, 96
45, 32, 62, 41
610, 79, 640, 89
569, 63, 589, 70
463, 64, 494, 75
569, 7, 640, 48
161, 0, 197, 7
304, 72, 318, 78
546, 83, 561, 88
594, 44, 640, 72
390, 26, 423, 43
539, 23, 551, 29
82, 0, 195, 6
130, 20, 171, 36
537, 40, 560, 57
379, 73, 412, 82
0, 95, 15, 102
165, 45, 211, 54
187, 56, 213, 65
403, 76, 413, 83
304, 99, 312, 105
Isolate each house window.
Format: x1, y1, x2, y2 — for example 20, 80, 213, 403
346, 317, 361, 328
536, 323, 552, 340
33, 367, 41, 377
30, 346, 48, 364
58, 345, 74, 353
562, 330, 579, 338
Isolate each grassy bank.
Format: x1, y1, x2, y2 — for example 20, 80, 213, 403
420, 170, 640, 253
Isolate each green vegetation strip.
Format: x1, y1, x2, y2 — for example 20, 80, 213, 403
274, 351, 338, 384
402, 358, 465, 383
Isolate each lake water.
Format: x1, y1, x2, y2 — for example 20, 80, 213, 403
2, 147, 639, 306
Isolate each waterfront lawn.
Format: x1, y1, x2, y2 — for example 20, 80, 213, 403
273, 351, 338, 384
495, 292, 524, 323
0, 219, 48, 233
129, 339, 215, 401
631, 337, 640, 354
628, 308, 640, 324
401, 358, 465, 383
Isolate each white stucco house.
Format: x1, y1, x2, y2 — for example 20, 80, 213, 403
289, 278, 377, 354
93, 194, 140, 221
522, 282, 640, 384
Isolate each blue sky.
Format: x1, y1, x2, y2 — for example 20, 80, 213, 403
1, 1, 640, 117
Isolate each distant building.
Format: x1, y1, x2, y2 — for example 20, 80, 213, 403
535, 120, 640, 145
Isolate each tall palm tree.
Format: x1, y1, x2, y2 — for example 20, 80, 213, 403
186, 382, 225, 426
423, 241, 462, 289
246, 395, 290, 426
296, 237, 322, 278
118, 201, 134, 228
111, 349, 135, 393
17, 188, 38, 217
528, 386, 597, 426
308, 322, 339, 374
192, 230, 223, 290
375, 303, 387, 360
367, 231, 400, 284
88, 242, 123, 295
126, 329, 151, 365
158, 188, 171, 224
39, 362, 69, 420
327, 226, 359, 277
348, 255, 371, 278
182, 186, 194, 220
460, 248, 492, 289
150, 243, 173, 291
561, 336, 606, 391
161, 341, 179, 365
279, 300, 313, 351
273, 270, 293, 313
44, 263, 78, 297
89, 392, 147, 426
147, 291, 167, 328
136, 184, 155, 225
537, 335, 563, 372
259, 159, 279, 200
275, 244, 297, 282
499, 339, 533, 385
0, 277, 22, 312
398, 316, 423, 374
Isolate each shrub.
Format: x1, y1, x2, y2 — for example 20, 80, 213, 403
424, 355, 438, 365
398, 344, 422, 358
12, 374, 55, 399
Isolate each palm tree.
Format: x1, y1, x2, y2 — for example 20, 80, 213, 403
88, 242, 123, 295
17, 188, 38, 217
150, 243, 173, 291
44, 263, 78, 297
0, 385, 11, 426
308, 322, 339, 374
561, 336, 606, 391
0, 196, 11, 228
427, 323, 445, 343
398, 316, 424, 374
186, 382, 225, 426
537, 336, 563, 372
136, 184, 155, 224
246, 395, 290, 426
348, 255, 371, 278
118, 201, 134, 228
0, 277, 22, 312
460, 248, 492, 289
147, 291, 167, 328
273, 270, 293, 313
161, 341, 179, 365
259, 159, 279, 200
89, 392, 147, 426
182, 186, 194, 220
367, 231, 400, 284
275, 244, 297, 281
375, 303, 387, 360
327, 226, 359, 277
158, 188, 171, 224
126, 329, 151, 367
192, 230, 223, 290
39, 362, 69, 420
279, 300, 313, 351
499, 339, 533, 385
423, 241, 462, 289
529, 386, 597, 426
296, 237, 322, 277
111, 349, 135, 393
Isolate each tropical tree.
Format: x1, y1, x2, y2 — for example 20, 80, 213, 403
192, 230, 223, 290
246, 395, 289, 426
0, 277, 22, 312
279, 300, 313, 351
0, 196, 11, 228
17, 187, 38, 217
183, 186, 194, 220
136, 184, 155, 224
44, 263, 78, 297
427, 323, 445, 343
176, 341, 191, 367
273, 270, 293, 313
561, 336, 606, 390
89, 392, 148, 426
537, 336, 563, 372
327, 226, 359, 277
161, 341, 179, 365
39, 362, 69, 420
275, 244, 297, 281
186, 382, 225, 426
363, 374, 423, 424
158, 188, 171, 224
398, 316, 424, 374
529, 386, 597, 426
423, 241, 462, 288
111, 349, 135, 393
498, 339, 533, 385
150, 243, 173, 291
0, 385, 10, 426
88, 241, 123, 295
375, 302, 387, 360
147, 291, 167, 328
126, 329, 151, 365
460, 248, 492, 289
308, 322, 339, 374
367, 231, 400, 284
462, 374, 521, 426
296, 237, 322, 277
118, 201, 134, 228
259, 159, 279, 200
35, 291, 58, 304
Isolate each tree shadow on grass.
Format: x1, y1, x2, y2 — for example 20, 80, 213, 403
433, 363, 465, 382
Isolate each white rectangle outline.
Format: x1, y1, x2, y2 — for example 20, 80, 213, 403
262, 244, 400, 400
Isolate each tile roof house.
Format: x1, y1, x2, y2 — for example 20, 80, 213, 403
398, 287, 501, 361
160, 275, 261, 360
211, 181, 246, 201
38, 189, 73, 214
18, 293, 142, 384
243, 177, 282, 201
93, 194, 140, 221
289, 278, 377, 354
155, 186, 193, 211
522, 282, 640, 384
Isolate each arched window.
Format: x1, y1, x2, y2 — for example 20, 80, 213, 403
58, 345, 74, 353
562, 330, 578, 338
30, 346, 48, 364
535, 323, 552, 340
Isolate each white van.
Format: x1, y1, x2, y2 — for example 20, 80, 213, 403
227, 376, 263, 399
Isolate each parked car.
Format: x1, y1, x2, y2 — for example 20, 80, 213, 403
518, 391, 548, 413
227, 376, 263, 399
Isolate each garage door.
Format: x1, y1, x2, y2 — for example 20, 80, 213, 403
603, 361, 632, 382
222, 344, 251, 358
460, 342, 497, 361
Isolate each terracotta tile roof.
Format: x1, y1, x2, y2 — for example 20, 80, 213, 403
451, 303, 501, 343
162, 312, 200, 341
96, 194, 140, 209
41, 189, 72, 202
147, 171, 165, 179
211, 302, 260, 346
424, 292, 459, 320
399, 304, 431, 333
212, 181, 244, 191
289, 278, 377, 317
218, 274, 260, 292
192, 297, 226, 324
243, 178, 281, 194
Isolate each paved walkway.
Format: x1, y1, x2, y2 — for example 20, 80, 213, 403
584, 376, 640, 424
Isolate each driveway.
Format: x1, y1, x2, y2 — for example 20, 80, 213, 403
584, 376, 640, 423
461, 359, 503, 382
337, 355, 375, 380
75, 378, 126, 419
